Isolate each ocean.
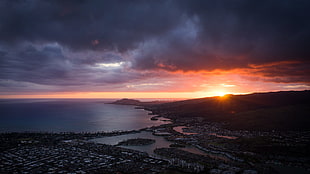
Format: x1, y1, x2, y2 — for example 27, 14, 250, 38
0, 99, 166, 133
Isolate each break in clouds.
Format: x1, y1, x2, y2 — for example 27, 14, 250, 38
0, 0, 309, 92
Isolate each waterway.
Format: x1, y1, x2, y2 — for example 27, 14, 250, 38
173, 126, 238, 140
91, 131, 208, 157
173, 126, 198, 135
208, 133, 238, 140
91, 131, 169, 156
91, 130, 230, 161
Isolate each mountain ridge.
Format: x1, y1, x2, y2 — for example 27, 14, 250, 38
145, 90, 310, 131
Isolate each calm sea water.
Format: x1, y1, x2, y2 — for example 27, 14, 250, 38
92, 131, 209, 157
0, 99, 167, 133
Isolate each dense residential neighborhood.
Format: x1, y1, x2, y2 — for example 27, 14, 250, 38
1, 119, 309, 173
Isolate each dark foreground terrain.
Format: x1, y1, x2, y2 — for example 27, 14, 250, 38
1, 90, 310, 173
0, 132, 169, 174
146, 90, 310, 131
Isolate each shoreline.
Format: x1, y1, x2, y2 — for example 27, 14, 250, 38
2, 103, 310, 173
0, 103, 171, 135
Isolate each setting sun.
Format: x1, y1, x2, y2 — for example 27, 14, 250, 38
212, 91, 229, 97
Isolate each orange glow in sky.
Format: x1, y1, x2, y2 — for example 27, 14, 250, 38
0, 1, 309, 100
0, 91, 232, 99
0, 65, 309, 99
0, 90, 250, 99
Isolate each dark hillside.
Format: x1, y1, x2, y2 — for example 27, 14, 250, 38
148, 91, 310, 130
109, 98, 168, 106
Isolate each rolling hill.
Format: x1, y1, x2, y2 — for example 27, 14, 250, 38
146, 90, 310, 131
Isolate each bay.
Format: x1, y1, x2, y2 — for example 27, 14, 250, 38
0, 99, 167, 133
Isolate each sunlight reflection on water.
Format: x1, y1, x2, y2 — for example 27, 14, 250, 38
0, 99, 168, 133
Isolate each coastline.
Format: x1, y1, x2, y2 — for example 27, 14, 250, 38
1, 101, 310, 174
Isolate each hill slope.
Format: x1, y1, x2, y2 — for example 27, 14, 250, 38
147, 91, 310, 131
109, 98, 168, 106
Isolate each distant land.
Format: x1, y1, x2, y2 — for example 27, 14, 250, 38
109, 98, 169, 106
113, 90, 310, 131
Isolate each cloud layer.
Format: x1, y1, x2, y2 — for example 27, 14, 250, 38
0, 0, 309, 94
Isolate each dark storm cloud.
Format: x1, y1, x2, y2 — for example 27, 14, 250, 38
0, 43, 75, 85
132, 0, 310, 71
0, 43, 148, 89
0, 0, 182, 51
248, 61, 310, 83
0, 0, 309, 89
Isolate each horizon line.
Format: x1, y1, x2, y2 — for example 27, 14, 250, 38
0, 90, 308, 100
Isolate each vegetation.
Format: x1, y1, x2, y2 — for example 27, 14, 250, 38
117, 138, 155, 146
110, 98, 168, 106
146, 90, 310, 131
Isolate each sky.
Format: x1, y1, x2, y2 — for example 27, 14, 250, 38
0, 0, 309, 99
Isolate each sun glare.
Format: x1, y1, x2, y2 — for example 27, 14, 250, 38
213, 91, 228, 97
